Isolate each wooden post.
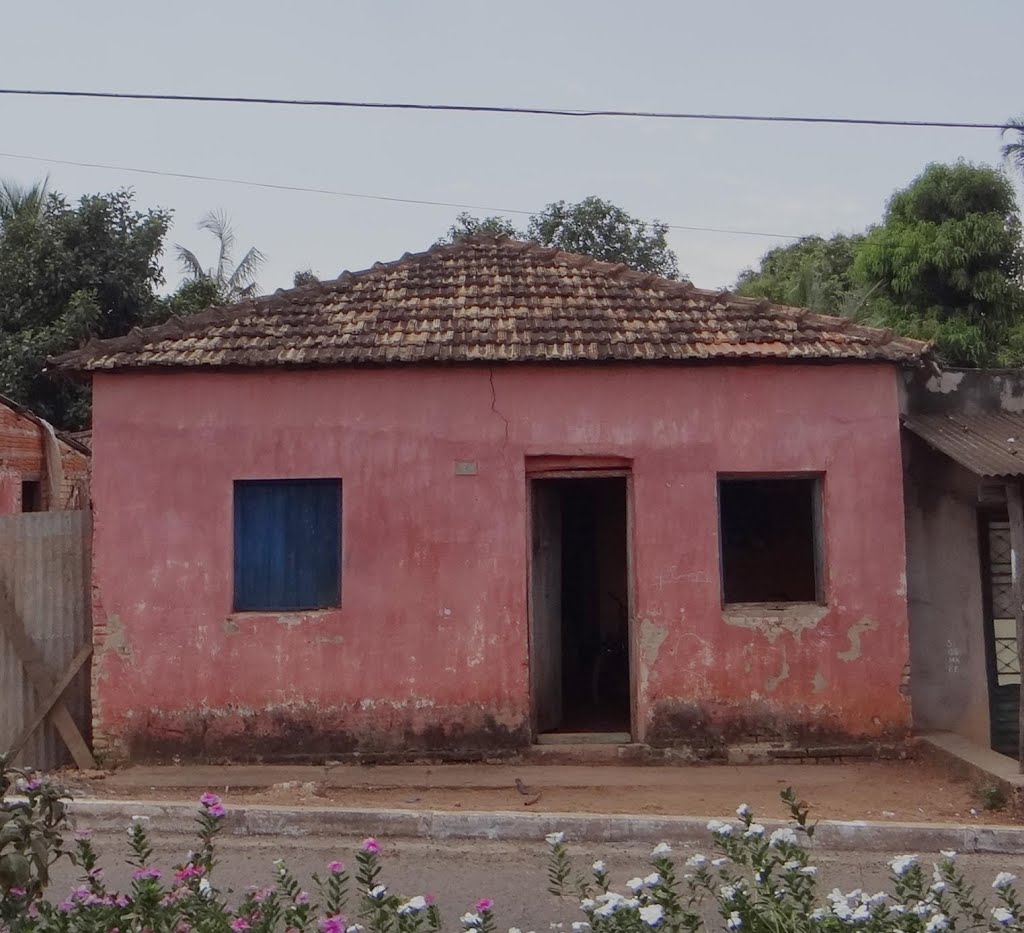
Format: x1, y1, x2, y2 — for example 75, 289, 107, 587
1005, 479, 1024, 771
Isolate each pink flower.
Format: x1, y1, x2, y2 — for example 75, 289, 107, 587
296, 891, 310, 905
199, 792, 222, 808
327, 860, 345, 874
175, 864, 204, 882
426, 894, 437, 906
360, 838, 381, 855
8, 887, 26, 898
208, 803, 227, 818
319, 915, 346, 933
131, 867, 163, 881
230, 920, 251, 933
475, 898, 494, 912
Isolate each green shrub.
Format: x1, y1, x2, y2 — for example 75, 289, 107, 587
1, 756, 1022, 931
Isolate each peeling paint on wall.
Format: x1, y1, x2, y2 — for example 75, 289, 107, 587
638, 615, 669, 696
812, 671, 828, 694
765, 649, 790, 692
837, 617, 879, 662
722, 604, 828, 644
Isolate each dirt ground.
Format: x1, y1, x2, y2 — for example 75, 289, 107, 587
57, 757, 1020, 825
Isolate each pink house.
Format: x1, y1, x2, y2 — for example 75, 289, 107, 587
57, 237, 927, 763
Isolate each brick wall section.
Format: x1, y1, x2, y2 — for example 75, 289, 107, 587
0, 403, 90, 511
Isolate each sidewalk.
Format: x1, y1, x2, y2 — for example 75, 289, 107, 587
64, 756, 1015, 827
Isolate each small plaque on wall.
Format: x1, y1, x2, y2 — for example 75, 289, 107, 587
454, 460, 478, 476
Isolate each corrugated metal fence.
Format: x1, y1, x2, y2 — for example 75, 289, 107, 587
0, 511, 91, 770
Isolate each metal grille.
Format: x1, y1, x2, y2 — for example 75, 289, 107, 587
989, 523, 1021, 686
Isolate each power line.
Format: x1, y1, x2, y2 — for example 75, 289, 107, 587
0, 150, 805, 240
0, 87, 1014, 131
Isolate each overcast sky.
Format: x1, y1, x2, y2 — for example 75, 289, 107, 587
2, 1, 1021, 293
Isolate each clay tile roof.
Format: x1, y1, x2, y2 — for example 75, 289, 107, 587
53, 237, 930, 373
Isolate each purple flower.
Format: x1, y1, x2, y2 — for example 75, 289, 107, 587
360, 838, 381, 855
231, 920, 251, 933
319, 916, 346, 933
199, 792, 222, 808
8, 887, 26, 898
24, 779, 42, 792
115, 894, 130, 908
296, 891, 310, 905
208, 803, 227, 818
131, 866, 163, 881
475, 898, 494, 913
328, 860, 345, 874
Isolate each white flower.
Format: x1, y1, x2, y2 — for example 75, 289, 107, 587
890, 855, 918, 876
993, 872, 1018, 890
726, 911, 742, 930
369, 885, 387, 901
579, 898, 596, 911
685, 854, 708, 868
720, 885, 738, 901
651, 842, 672, 857
768, 827, 798, 848
913, 903, 932, 917
940, 850, 957, 861
866, 892, 887, 906
638, 904, 664, 927
736, 803, 752, 818
198, 877, 212, 898
398, 896, 427, 915
810, 909, 825, 920
571, 924, 590, 932
711, 857, 729, 867
783, 860, 801, 872
461, 913, 483, 928
926, 914, 949, 932
993, 906, 1015, 925
643, 872, 661, 888
852, 904, 870, 921
889, 905, 906, 915
593, 904, 615, 919
799, 866, 818, 877
592, 860, 606, 875
545, 832, 565, 846
742, 823, 765, 838
931, 881, 947, 894
626, 877, 645, 893
832, 902, 853, 921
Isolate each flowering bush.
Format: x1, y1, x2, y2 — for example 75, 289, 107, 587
1, 760, 1023, 932
545, 788, 1024, 932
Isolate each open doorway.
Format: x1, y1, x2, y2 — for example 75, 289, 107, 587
529, 475, 631, 737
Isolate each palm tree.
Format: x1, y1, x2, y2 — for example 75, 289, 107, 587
0, 176, 49, 229
1001, 116, 1024, 176
175, 210, 266, 304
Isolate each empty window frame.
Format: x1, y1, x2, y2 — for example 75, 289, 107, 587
718, 476, 823, 605
233, 478, 342, 612
21, 480, 43, 512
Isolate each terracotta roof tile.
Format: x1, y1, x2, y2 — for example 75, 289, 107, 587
54, 237, 930, 372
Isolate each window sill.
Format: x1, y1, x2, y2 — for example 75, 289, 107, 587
228, 607, 341, 620
721, 602, 829, 643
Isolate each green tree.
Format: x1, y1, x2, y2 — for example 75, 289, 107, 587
437, 198, 680, 278
527, 197, 679, 278
0, 177, 49, 228
0, 186, 171, 428
436, 212, 523, 245
292, 268, 320, 287
175, 210, 265, 304
1002, 115, 1024, 176
853, 161, 1024, 367
735, 234, 869, 314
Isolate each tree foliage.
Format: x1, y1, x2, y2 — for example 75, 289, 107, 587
175, 210, 265, 305
853, 161, 1024, 367
0, 188, 172, 428
736, 161, 1024, 367
437, 197, 681, 278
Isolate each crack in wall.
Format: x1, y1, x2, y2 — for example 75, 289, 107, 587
488, 368, 511, 445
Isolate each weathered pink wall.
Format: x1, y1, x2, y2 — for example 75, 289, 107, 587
89, 363, 910, 762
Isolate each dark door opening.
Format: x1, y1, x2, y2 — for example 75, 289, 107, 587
530, 476, 630, 736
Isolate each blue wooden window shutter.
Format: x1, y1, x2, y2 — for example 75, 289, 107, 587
233, 479, 342, 611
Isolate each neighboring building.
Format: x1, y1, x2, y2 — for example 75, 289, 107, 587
0, 394, 89, 513
56, 237, 927, 764
901, 369, 1024, 758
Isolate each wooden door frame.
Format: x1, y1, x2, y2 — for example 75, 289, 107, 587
525, 466, 635, 741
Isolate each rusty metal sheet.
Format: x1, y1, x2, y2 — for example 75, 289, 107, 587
903, 412, 1024, 477
0, 511, 91, 770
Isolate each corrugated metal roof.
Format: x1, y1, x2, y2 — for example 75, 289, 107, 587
902, 412, 1024, 476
